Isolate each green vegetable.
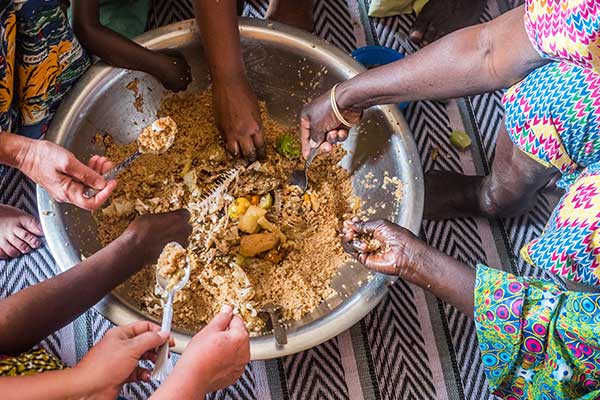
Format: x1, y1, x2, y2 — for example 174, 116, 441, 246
275, 133, 301, 159
259, 193, 273, 209
449, 130, 472, 150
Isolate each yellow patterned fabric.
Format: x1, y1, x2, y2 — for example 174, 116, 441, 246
0, 348, 64, 376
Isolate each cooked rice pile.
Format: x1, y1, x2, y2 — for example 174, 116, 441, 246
157, 243, 187, 291
137, 116, 177, 155
94, 90, 355, 333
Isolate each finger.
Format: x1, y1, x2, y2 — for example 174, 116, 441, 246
125, 321, 162, 338
423, 24, 437, 46
226, 139, 241, 158
320, 142, 333, 154
7, 235, 33, 254
0, 242, 20, 258
326, 130, 338, 145
63, 155, 106, 189
252, 133, 266, 160
95, 156, 114, 175
141, 350, 159, 363
337, 129, 349, 142
0, 249, 7, 259
300, 115, 312, 159
351, 219, 386, 236
127, 367, 152, 383
18, 214, 43, 236
69, 179, 117, 211
128, 330, 170, 356
239, 135, 257, 162
228, 315, 249, 336
409, 17, 429, 45
203, 305, 234, 332
87, 155, 100, 170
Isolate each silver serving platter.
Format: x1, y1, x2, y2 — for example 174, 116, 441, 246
37, 19, 423, 359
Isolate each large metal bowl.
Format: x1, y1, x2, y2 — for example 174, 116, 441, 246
37, 19, 423, 359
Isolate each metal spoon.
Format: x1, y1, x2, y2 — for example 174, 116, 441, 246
259, 303, 287, 346
152, 242, 191, 380
83, 117, 176, 198
289, 144, 321, 193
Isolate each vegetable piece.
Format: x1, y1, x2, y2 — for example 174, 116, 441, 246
257, 216, 286, 242
259, 193, 273, 209
238, 205, 267, 233
250, 195, 260, 206
240, 232, 279, 257
449, 130, 472, 150
228, 197, 252, 220
275, 132, 301, 159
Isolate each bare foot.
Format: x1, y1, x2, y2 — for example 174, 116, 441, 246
266, 0, 314, 32
409, 0, 485, 45
0, 205, 43, 259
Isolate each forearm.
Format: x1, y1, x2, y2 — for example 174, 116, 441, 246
406, 243, 475, 318
336, 6, 546, 111
0, 369, 90, 400
0, 133, 32, 169
0, 231, 146, 354
193, 0, 245, 83
72, 1, 160, 74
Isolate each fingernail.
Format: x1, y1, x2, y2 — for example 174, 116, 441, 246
158, 331, 170, 340
221, 304, 233, 314
143, 372, 150, 381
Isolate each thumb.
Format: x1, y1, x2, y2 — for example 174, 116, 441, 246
128, 331, 169, 356
205, 305, 234, 332
62, 155, 106, 189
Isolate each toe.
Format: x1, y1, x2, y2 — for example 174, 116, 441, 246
409, 19, 429, 44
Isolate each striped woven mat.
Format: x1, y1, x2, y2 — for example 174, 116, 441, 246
0, 0, 558, 399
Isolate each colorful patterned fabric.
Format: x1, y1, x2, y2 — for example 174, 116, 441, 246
0, 0, 89, 138
0, 348, 64, 376
525, 0, 600, 73
474, 265, 600, 399
504, 60, 600, 287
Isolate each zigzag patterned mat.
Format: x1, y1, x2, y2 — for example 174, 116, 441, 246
0, 0, 557, 399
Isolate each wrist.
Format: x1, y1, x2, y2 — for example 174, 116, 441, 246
335, 81, 364, 117
211, 67, 248, 88
0, 133, 34, 170
154, 361, 208, 400
62, 367, 104, 400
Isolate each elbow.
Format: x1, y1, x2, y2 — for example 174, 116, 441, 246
476, 24, 506, 89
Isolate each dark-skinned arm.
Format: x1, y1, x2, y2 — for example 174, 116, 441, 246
343, 220, 475, 317
72, 0, 191, 91
0, 210, 191, 355
192, 0, 265, 160
300, 6, 550, 155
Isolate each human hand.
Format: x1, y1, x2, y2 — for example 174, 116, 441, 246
341, 219, 423, 279
168, 305, 250, 396
18, 140, 116, 211
124, 209, 192, 264
212, 77, 265, 161
155, 51, 192, 92
75, 322, 173, 400
300, 84, 362, 158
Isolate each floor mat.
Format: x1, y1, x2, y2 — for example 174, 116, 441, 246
0, 0, 558, 399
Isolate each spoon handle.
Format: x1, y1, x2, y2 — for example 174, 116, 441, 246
152, 291, 174, 380
83, 150, 142, 198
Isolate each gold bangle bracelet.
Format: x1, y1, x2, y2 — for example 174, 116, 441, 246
330, 83, 354, 128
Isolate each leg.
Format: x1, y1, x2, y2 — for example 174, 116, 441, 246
409, 0, 486, 45
424, 122, 556, 220
266, 0, 314, 32
0, 205, 43, 259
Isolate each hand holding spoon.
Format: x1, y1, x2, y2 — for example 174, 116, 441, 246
83, 117, 177, 198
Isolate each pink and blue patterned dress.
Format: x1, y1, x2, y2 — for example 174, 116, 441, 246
475, 0, 600, 398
